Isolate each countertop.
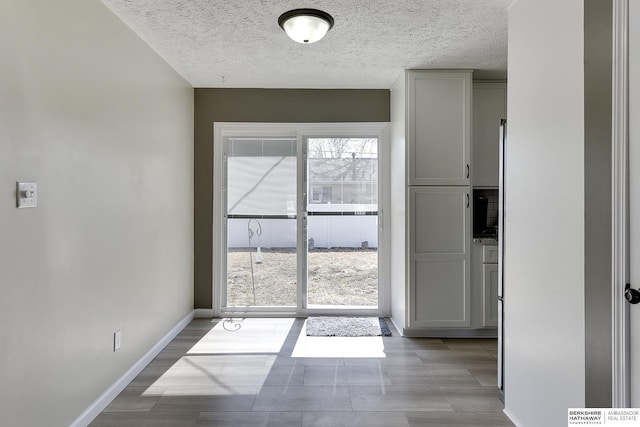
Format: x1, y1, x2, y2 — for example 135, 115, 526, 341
473, 238, 498, 245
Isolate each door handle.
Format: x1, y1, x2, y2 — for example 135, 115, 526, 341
466, 164, 470, 179
625, 284, 640, 304
466, 193, 470, 208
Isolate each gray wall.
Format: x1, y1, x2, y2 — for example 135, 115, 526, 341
0, 1, 194, 425
584, 0, 612, 408
194, 89, 390, 308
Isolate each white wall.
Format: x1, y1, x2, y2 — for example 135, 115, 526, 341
505, 1, 585, 425
0, 1, 193, 426
389, 74, 406, 332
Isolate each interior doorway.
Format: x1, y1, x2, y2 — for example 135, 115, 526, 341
612, 0, 639, 408
628, 0, 640, 408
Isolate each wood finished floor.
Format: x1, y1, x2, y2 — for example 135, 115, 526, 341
90, 318, 514, 427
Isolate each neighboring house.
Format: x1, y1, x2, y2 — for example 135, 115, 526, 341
308, 157, 378, 206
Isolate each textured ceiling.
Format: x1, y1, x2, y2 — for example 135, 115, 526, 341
100, 0, 509, 89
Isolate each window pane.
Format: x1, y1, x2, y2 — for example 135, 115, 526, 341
227, 138, 296, 216
226, 218, 297, 307
307, 137, 377, 207
306, 137, 378, 307
225, 137, 297, 308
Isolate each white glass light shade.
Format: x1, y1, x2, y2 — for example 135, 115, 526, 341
278, 9, 334, 44
282, 15, 330, 43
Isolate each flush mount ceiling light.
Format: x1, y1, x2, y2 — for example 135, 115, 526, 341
278, 8, 334, 44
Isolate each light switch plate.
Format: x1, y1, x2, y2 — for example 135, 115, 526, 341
114, 330, 122, 351
16, 182, 37, 208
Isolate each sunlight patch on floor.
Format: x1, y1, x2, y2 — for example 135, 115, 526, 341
187, 318, 294, 354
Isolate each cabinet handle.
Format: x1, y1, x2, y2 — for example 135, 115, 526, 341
466, 194, 470, 208
466, 164, 470, 179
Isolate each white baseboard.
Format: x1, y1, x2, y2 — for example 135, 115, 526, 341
194, 308, 214, 318
389, 316, 405, 336
503, 408, 521, 426
70, 310, 195, 427
402, 327, 498, 338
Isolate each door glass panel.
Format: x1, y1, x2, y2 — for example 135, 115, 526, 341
306, 137, 379, 307
225, 138, 297, 307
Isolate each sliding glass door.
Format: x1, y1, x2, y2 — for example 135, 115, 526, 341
215, 123, 387, 315
225, 137, 297, 307
305, 137, 378, 307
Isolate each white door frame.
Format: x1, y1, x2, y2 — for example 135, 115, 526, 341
212, 122, 390, 318
612, 0, 630, 408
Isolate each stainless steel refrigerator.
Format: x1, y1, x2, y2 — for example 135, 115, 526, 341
497, 119, 506, 400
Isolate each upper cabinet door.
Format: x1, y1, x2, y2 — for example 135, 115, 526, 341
407, 70, 472, 186
472, 82, 507, 187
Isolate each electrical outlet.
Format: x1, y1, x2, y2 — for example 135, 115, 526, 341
114, 330, 122, 351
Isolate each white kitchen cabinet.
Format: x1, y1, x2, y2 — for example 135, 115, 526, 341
408, 187, 471, 328
407, 70, 472, 186
483, 263, 499, 327
473, 243, 499, 329
472, 82, 507, 187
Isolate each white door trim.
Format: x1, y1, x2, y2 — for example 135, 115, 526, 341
612, 0, 630, 408
212, 122, 390, 317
